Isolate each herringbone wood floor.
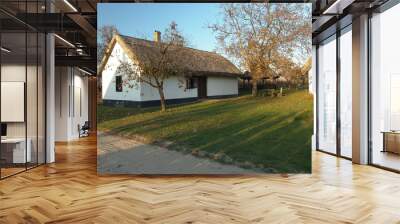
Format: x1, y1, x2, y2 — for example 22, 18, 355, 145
1, 135, 400, 224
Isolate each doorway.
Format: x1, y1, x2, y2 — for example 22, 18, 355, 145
197, 77, 207, 99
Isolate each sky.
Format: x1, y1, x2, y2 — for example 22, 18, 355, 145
98, 3, 223, 52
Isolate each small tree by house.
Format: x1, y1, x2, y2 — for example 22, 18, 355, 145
116, 21, 188, 112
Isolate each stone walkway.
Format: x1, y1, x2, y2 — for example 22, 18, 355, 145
97, 133, 258, 174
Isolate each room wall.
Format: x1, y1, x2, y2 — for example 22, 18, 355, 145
207, 76, 238, 97
1, 64, 41, 138
1, 64, 26, 140
1, 63, 45, 164
1, 24, 52, 171
55, 67, 70, 141
55, 67, 89, 141
71, 73, 89, 138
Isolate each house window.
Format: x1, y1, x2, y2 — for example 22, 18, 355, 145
186, 77, 198, 89
116, 75, 123, 92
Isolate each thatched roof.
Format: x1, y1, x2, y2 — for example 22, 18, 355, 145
98, 34, 242, 78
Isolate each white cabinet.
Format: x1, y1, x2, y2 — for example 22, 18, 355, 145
1, 138, 32, 163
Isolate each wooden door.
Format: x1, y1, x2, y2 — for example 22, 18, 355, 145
197, 77, 207, 99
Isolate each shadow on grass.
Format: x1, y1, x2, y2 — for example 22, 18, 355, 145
98, 91, 313, 173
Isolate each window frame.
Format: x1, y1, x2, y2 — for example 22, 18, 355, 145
186, 77, 198, 89
115, 75, 123, 92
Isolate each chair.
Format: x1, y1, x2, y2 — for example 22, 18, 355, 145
79, 121, 90, 138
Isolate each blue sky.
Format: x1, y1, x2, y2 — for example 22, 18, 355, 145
98, 3, 223, 52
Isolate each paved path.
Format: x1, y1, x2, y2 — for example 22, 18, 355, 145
97, 133, 258, 174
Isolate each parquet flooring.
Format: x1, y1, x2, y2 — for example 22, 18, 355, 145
1, 135, 400, 223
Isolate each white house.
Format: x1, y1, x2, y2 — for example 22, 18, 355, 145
98, 32, 242, 107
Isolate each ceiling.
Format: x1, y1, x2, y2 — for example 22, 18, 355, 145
311, 0, 392, 44
0, 0, 99, 74
1, 0, 397, 73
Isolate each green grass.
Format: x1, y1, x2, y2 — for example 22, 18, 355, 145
98, 90, 313, 173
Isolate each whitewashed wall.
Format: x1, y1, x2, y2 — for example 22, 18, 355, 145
102, 42, 141, 101
207, 76, 238, 97
140, 76, 197, 101
102, 42, 239, 102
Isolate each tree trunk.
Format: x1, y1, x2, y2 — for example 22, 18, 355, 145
252, 79, 258, 96
158, 87, 166, 112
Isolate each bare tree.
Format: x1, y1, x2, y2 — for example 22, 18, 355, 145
116, 21, 188, 112
210, 3, 311, 96
97, 25, 119, 102
97, 25, 119, 64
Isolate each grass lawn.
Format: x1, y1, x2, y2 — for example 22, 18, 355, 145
98, 90, 313, 173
